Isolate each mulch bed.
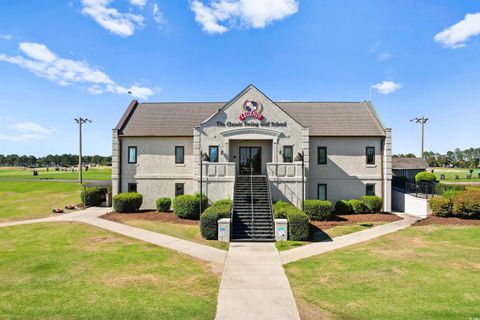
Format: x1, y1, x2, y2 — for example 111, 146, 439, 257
102, 211, 199, 225
311, 213, 402, 230
414, 215, 480, 226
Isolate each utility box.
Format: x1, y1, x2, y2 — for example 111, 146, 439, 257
218, 218, 231, 243
275, 219, 288, 241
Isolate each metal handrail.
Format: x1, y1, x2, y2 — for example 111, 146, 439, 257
230, 175, 236, 241
250, 163, 254, 239
265, 169, 274, 228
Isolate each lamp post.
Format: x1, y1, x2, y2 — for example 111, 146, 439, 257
74, 117, 91, 184
199, 152, 210, 215
294, 151, 305, 211
410, 117, 428, 158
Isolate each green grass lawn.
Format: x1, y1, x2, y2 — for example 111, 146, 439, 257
276, 222, 385, 251
0, 166, 111, 180
433, 167, 480, 183
0, 181, 81, 222
109, 216, 229, 250
285, 225, 480, 320
0, 222, 219, 319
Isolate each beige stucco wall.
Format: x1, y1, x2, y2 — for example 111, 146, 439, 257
308, 137, 384, 204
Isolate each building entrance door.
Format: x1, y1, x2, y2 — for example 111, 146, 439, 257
239, 147, 262, 175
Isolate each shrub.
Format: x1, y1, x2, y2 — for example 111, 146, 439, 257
173, 195, 200, 219
81, 187, 106, 206
335, 200, 352, 214
156, 197, 171, 212
360, 196, 383, 213
451, 190, 480, 218
194, 193, 209, 214
415, 171, 436, 184
272, 201, 291, 219
430, 197, 452, 217
442, 190, 462, 199
214, 199, 233, 207
303, 200, 333, 221
349, 199, 367, 214
200, 204, 232, 240
286, 208, 309, 241
113, 192, 143, 213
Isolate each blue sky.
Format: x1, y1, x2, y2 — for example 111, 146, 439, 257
0, 0, 479, 157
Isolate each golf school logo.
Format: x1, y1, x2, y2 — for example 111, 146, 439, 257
239, 100, 265, 121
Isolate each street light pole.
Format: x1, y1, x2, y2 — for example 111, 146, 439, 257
199, 152, 210, 215
74, 117, 91, 184
410, 117, 428, 158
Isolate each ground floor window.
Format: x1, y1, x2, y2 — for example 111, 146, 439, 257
366, 183, 376, 196
127, 183, 137, 192
317, 184, 327, 200
175, 183, 184, 197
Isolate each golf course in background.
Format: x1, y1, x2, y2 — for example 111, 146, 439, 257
0, 167, 111, 222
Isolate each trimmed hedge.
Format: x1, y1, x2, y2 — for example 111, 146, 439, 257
360, 196, 383, 213
214, 199, 233, 207
415, 171, 436, 184
430, 197, 452, 217
335, 200, 352, 214
173, 195, 199, 219
303, 200, 333, 221
200, 203, 232, 240
349, 199, 367, 214
272, 201, 309, 241
81, 187, 106, 206
113, 192, 143, 213
156, 197, 171, 212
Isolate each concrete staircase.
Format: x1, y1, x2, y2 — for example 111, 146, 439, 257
231, 175, 275, 242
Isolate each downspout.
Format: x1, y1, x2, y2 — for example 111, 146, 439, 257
381, 137, 385, 204
118, 133, 122, 194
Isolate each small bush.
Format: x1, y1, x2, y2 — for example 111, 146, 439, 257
451, 190, 480, 218
213, 199, 233, 207
360, 196, 383, 213
415, 171, 436, 184
113, 192, 143, 213
349, 199, 367, 214
194, 193, 209, 214
286, 208, 309, 241
173, 195, 199, 219
272, 201, 291, 219
335, 200, 352, 214
303, 200, 333, 221
200, 204, 232, 240
430, 197, 452, 217
81, 187, 106, 206
442, 190, 462, 199
156, 197, 171, 212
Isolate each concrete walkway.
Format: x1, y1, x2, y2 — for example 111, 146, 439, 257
0, 207, 227, 266
216, 242, 300, 320
280, 213, 420, 264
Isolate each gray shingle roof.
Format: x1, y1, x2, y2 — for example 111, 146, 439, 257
118, 101, 386, 137
392, 158, 428, 169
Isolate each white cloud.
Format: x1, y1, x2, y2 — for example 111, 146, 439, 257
152, 3, 165, 27
0, 122, 53, 142
434, 13, 480, 49
377, 51, 391, 62
81, 0, 144, 36
130, 0, 147, 8
190, 0, 299, 34
0, 41, 156, 99
0, 34, 13, 40
371, 81, 402, 95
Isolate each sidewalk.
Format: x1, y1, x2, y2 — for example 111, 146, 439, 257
216, 242, 300, 320
280, 213, 420, 264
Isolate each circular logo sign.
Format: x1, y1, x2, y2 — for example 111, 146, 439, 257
239, 100, 264, 121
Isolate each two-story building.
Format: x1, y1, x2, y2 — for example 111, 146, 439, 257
112, 84, 392, 212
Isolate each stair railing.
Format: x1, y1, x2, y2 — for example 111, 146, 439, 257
265, 170, 275, 231
230, 175, 236, 241
250, 162, 254, 239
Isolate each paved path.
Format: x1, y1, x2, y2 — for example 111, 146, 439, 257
216, 242, 300, 320
0, 178, 110, 183
280, 213, 420, 264
0, 207, 227, 266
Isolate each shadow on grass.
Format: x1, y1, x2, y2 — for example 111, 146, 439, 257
309, 224, 333, 242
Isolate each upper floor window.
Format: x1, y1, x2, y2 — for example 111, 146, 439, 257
366, 146, 375, 165
128, 146, 137, 164
283, 146, 293, 163
318, 147, 327, 165
209, 146, 219, 162
175, 146, 184, 164
366, 183, 376, 196
318, 184, 327, 201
